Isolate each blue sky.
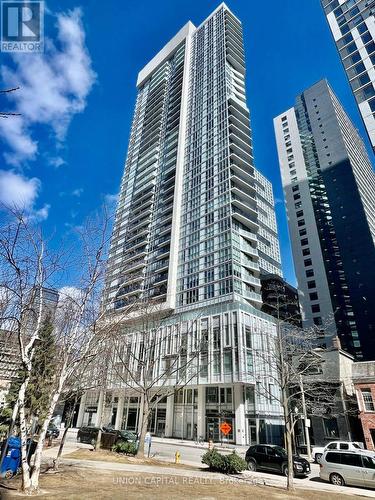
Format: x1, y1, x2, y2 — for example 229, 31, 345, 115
0, 0, 373, 287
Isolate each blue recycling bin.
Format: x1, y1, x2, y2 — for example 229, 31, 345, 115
1, 436, 21, 479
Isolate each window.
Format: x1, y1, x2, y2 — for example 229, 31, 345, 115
311, 304, 320, 313
341, 453, 362, 467
301, 238, 308, 246
309, 292, 318, 301
362, 456, 375, 469
326, 452, 341, 464
299, 228, 307, 236
313, 317, 322, 326
361, 389, 375, 411
339, 443, 349, 450
296, 210, 304, 218
306, 269, 314, 277
298, 219, 305, 227
295, 201, 302, 209
292, 185, 299, 192
302, 248, 310, 256
206, 386, 218, 404
304, 258, 312, 267
308, 280, 316, 289
327, 443, 338, 450
323, 417, 339, 438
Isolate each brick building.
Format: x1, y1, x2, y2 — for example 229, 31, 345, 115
353, 361, 375, 451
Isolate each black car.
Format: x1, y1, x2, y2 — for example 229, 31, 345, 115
77, 426, 137, 446
77, 426, 102, 445
46, 423, 60, 439
245, 444, 311, 477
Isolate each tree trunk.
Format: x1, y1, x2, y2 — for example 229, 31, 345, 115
53, 425, 69, 471
282, 393, 295, 492
18, 378, 31, 492
53, 397, 77, 470
29, 376, 65, 492
136, 397, 149, 458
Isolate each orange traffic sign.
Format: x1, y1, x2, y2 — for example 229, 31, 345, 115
220, 422, 232, 435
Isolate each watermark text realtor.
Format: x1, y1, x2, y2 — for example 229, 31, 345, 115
1, 0, 44, 52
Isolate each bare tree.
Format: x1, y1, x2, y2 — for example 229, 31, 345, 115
0, 210, 59, 491
252, 281, 334, 491
0, 87, 21, 118
0, 208, 114, 493
105, 300, 204, 458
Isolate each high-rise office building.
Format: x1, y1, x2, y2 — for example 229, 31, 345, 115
274, 79, 375, 360
321, 0, 375, 151
80, 4, 284, 445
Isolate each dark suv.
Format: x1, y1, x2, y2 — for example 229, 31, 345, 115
245, 444, 310, 477
77, 426, 137, 446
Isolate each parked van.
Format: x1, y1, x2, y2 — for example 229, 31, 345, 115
320, 450, 375, 489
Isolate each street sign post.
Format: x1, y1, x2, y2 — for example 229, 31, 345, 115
219, 421, 232, 436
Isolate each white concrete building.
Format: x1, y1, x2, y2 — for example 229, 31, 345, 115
78, 4, 284, 446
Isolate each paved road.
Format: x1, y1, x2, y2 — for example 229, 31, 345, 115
55, 428, 374, 497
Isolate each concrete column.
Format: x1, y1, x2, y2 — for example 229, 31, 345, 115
234, 384, 246, 445
95, 390, 105, 426
165, 394, 174, 437
76, 393, 87, 427
197, 386, 205, 440
115, 393, 125, 430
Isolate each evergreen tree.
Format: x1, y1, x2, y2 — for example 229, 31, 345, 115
27, 314, 56, 422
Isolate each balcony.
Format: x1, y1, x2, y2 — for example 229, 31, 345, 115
122, 258, 146, 274
229, 122, 251, 148
240, 240, 259, 258
242, 256, 260, 273
117, 283, 142, 298
242, 272, 261, 288
232, 197, 258, 225
231, 183, 256, 207
230, 141, 253, 166
243, 290, 262, 304
229, 113, 250, 136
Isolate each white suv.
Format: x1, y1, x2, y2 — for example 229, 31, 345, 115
312, 441, 363, 463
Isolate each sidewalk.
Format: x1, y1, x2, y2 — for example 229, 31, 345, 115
151, 436, 249, 454
57, 455, 375, 498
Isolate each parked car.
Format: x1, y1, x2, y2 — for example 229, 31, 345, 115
77, 426, 102, 445
320, 450, 375, 488
117, 430, 137, 443
77, 426, 137, 446
46, 423, 60, 439
312, 441, 363, 464
245, 444, 311, 477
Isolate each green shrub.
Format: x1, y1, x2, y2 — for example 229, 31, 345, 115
225, 451, 247, 474
202, 448, 246, 474
202, 448, 227, 472
112, 440, 137, 455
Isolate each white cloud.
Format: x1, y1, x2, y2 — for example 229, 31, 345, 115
72, 188, 83, 197
0, 7, 96, 165
0, 170, 40, 208
104, 193, 119, 205
0, 170, 49, 220
48, 156, 66, 168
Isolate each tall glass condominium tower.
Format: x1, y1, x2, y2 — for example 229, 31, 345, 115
274, 79, 375, 360
321, 0, 375, 151
103, 5, 281, 313
80, 4, 284, 445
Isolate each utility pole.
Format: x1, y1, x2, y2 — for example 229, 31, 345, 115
299, 374, 312, 462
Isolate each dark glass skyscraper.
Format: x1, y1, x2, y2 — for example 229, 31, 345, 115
274, 79, 375, 360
